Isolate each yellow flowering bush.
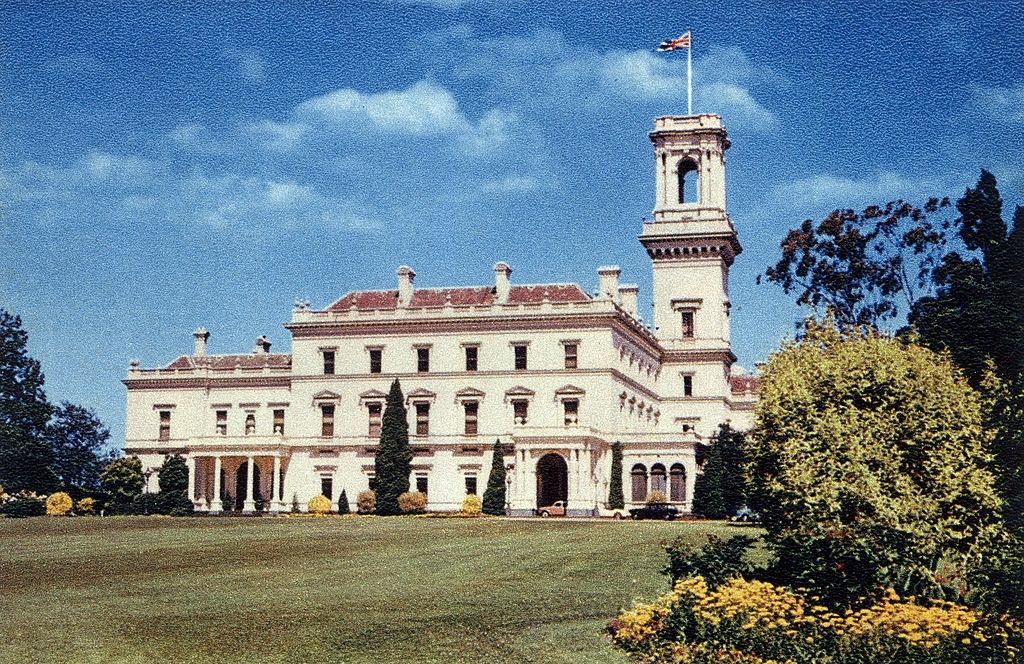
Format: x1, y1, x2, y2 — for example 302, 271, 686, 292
76, 497, 95, 514
609, 576, 1023, 663
461, 494, 482, 515
46, 492, 73, 516
307, 495, 331, 515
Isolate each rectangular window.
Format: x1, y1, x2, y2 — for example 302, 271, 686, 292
215, 410, 227, 436
273, 409, 285, 435
417, 347, 430, 373
320, 476, 333, 500
514, 344, 528, 370
563, 399, 579, 426
415, 402, 430, 436
368, 403, 382, 438
369, 349, 382, 374
683, 375, 694, 397
513, 399, 528, 425
464, 401, 479, 436
323, 350, 336, 375
321, 404, 335, 438
416, 476, 429, 496
681, 311, 695, 338
158, 410, 171, 441
465, 346, 478, 372
368, 475, 376, 492
564, 343, 578, 369
465, 476, 477, 495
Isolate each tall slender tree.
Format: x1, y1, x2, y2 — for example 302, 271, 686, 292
374, 379, 411, 516
0, 309, 55, 493
608, 441, 625, 509
692, 424, 748, 519
482, 438, 507, 516
47, 401, 112, 494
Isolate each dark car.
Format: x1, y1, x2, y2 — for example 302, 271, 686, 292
629, 503, 679, 520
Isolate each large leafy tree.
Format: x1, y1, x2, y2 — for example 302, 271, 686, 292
0, 309, 56, 493
607, 441, 625, 510
374, 379, 412, 516
692, 424, 747, 519
748, 320, 1003, 606
100, 455, 144, 509
482, 439, 507, 516
156, 454, 193, 515
47, 401, 112, 493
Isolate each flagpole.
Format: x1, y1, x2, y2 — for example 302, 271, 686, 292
687, 29, 693, 116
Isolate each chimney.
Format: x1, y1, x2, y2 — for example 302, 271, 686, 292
597, 265, 621, 302
618, 284, 639, 318
397, 265, 416, 307
193, 327, 210, 356
254, 335, 272, 354
494, 261, 512, 304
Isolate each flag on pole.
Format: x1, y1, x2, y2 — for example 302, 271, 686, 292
657, 31, 691, 52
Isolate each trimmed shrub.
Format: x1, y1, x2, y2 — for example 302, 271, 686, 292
158, 491, 194, 516
291, 493, 300, 513
0, 494, 46, 518
307, 495, 331, 514
46, 491, 73, 516
356, 490, 375, 514
131, 493, 161, 515
647, 490, 667, 504
338, 489, 350, 515
398, 491, 427, 514
221, 493, 234, 513
76, 497, 95, 514
461, 494, 482, 515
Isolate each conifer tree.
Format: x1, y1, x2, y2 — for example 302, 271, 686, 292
156, 454, 193, 515
482, 438, 507, 516
608, 441, 625, 509
692, 424, 747, 519
338, 488, 350, 515
374, 379, 411, 516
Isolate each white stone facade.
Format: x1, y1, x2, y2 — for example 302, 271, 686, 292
123, 114, 757, 516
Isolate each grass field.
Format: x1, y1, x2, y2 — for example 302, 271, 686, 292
2, 516, 747, 663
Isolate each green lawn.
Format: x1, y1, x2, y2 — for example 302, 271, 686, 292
2, 516, 746, 663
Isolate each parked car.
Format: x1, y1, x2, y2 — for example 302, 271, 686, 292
599, 505, 627, 520
731, 506, 762, 524
538, 501, 566, 517
629, 503, 680, 520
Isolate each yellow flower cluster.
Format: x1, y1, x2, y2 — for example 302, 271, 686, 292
693, 578, 808, 631
306, 495, 331, 515
46, 491, 73, 516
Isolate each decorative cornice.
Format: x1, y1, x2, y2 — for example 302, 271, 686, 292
123, 376, 291, 390
662, 348, 737, 365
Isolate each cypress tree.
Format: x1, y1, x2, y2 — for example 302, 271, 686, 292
338, 488, 350, 515
608, 441, 625, 509
482, 438, 507, 516
692, 423, 747, 519
374, 379, 411, 516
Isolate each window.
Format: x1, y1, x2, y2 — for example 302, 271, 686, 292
367, 403, 382, 437
215, 410, 227, 436
320, 476, 333, 500
513, 344, 528, 370
678, 157, 699, 204
321, 404, 335, 438
369, 348, 382, 374
680, 311, 695, 338
670, 464, 687, 502
465, 346, 478, 372
683, 375, 694, 397
158, 410, 171, 441
651, 464, 667, 496
564, 343, 578, 369
368, 475, 376, 491
416, 476, 429, 495
417, 347, 430, 373
512, 399, 528, 425
631, 464, 648, 502
465, 476, 477, 495
273, 409, 285, 435
244, 412, 256, 436
415, 402, 430, 436
563, 399, 579, 426
323, 350, 335, 375
464, 401, 479, 436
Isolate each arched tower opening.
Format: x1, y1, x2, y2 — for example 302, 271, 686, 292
677, 157, 699, 204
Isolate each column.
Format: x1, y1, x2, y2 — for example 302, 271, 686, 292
271, 455, 282, 513
243, 455, 256, 513
210, 456, 222, 513
186, 456, 200, 510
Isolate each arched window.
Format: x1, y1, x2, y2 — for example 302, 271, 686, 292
677, 158, 699, 204
670, 464, 687, 503
631, 464, 648, 502
651, 463, 667, 496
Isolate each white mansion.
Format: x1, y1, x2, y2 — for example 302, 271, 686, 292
123, 114, 759, 516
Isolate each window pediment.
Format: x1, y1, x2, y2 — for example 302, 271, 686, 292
312, 390, 341, 401
359, 388, 388, 401
505, 386, 535, 398
406, 387, 437, 404
455, 387, 486, 399
554, 384, 585, 396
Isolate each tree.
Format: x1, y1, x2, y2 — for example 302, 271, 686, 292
100, 455, 144, 510
338, 488, 350, 515
374, 379, 411, 516
482, 438, 507, 516
692, 424, 747, 519
608, 441, 624, 509
0, 308, 55, 493
748, 319, 1003, 605
156, 454, 193, 515
47, 401, 112, 494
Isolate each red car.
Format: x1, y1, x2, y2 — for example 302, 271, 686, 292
537, 500, 566, 517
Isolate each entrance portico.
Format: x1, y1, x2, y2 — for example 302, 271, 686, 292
509, 438, 602, 517
188, 448, 289, 514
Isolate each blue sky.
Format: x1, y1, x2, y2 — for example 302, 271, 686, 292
2, 1, 1022, 448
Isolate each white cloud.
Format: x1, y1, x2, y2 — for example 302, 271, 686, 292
247, 119, 307, 150
773, 172, 948, 210
222, 48, 267, 84
972, 84, 1024, 124
298, 80, 473, 135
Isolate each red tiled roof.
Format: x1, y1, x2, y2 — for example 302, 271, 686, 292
730, 375, 760, 394
326, 284, 591, 311
164, 354, 292, 370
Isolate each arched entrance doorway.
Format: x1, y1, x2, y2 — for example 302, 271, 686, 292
536, 453, 568, 509
235, 461, 261, 511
